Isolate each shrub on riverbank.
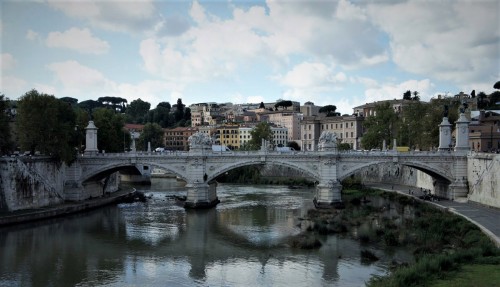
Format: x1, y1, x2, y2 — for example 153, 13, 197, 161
294, 187, 500, 286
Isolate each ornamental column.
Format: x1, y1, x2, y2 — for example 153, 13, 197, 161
84, 121, 98, 156
454, 112, 470, 151
438, 117, 452, 151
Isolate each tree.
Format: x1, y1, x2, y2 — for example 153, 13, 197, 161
59, 97, 78, 106
403, 90, 412, 100
0, 94, 13, 154
319, 105, 337, 116
151, 102, 171, 128
274, 100, 293, 110
399, 101, 427, 149
174, 98, 185, 122
494, 81, 500, 90
98, 96, 128, 113
78, 100, 102, 117
126, 98, 150, 124
412, 91, 420, 101
338, 142, 351, 151
287, 141, 300, 151
16, 90, 76, 163
361, 102, 398, 150
420, 96, 460, 150
138, 123, 164, 151
477, 92, 488, 109
248, 122, 273, 150
92, 108, 127, 153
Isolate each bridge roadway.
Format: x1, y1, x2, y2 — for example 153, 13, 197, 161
66, 148, 469, 209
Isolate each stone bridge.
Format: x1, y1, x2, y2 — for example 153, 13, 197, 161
65, 148, 468, 208
64, 118, 470, 209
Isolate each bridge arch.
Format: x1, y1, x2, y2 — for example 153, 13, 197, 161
207, 158, 320, 183
338, 159, 454, 184
81, 161, 188, 183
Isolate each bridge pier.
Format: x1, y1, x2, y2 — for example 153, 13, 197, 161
314, 180, 343, 208
184, 181, 220, 209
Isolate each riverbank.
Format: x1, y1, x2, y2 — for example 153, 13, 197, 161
292, 187, 500, 287
0, 189, 137, 226
367, 182, 500, 248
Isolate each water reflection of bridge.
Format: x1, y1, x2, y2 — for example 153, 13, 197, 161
0, 204, 350, 285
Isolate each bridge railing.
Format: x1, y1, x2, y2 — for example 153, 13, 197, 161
77, 149, 464, 159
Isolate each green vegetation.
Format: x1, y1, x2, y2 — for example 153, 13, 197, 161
361, 101, 398, 150
319, 105, 338, 116
16, 90, 77, 163
216, 165, 315, 186
431, 264, 500, 287
137, 123, 164, 151
293, 187, 500, 287
0, 94, 13, 154
248, 122, 274, 150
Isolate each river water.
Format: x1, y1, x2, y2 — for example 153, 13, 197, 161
0, 178, 411, 287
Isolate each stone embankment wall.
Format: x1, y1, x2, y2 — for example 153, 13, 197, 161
0, 157, 65, 211
467, 153, 500, 208
0, 157, 121, 212
357, 163, 434, 191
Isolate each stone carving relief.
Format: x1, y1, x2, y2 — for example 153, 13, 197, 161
318, 131, 337, 146
188, 132, 213, 148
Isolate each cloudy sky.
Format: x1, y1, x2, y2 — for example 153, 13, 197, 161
1, 0, 499, 114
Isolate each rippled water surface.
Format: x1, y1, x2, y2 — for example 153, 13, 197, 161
0, 178, 411, 287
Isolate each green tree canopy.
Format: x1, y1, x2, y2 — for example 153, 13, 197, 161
0, 94, 13, 154
16, 89, 76, 163
319, 105, 337, 116
92, 108, 128, 153
126, 98, 150, 124
274, 100, 293, 110
248, 122, 273, 150
98, 96, 128, 113
138, 123, 164, 151
403, 90, 412, 100
78, 100, 102, 117
494, 81, 500, 89
361, 102, 397, 150
287, 141, 300, 151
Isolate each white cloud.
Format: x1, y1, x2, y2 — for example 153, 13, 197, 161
1, 76, 27, 97
47, 0, 158, 33
45, 60, 180, 106
367, 0, 499, 85
277, 62, 346, 89
362, 78, 434, 103
1, 53, 16, 71
47, 60, 114, 92
26, 29, 41, 41
46, 28, 110, 54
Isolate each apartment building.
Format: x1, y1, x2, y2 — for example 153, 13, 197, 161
164, 127, 198, 151
301, 115, 364, 151
469, 110, 500, 152
262, 111, 302, 141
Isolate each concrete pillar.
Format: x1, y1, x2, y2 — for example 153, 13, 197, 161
438, 117, 452, 151
184, 181, 219, 208
84, 121, 98, 155
454, 113, 470, 151
314, 156, 344, 208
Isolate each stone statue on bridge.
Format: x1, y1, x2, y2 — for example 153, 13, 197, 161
188, 132, 213, 148
318, 131, 337, 151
